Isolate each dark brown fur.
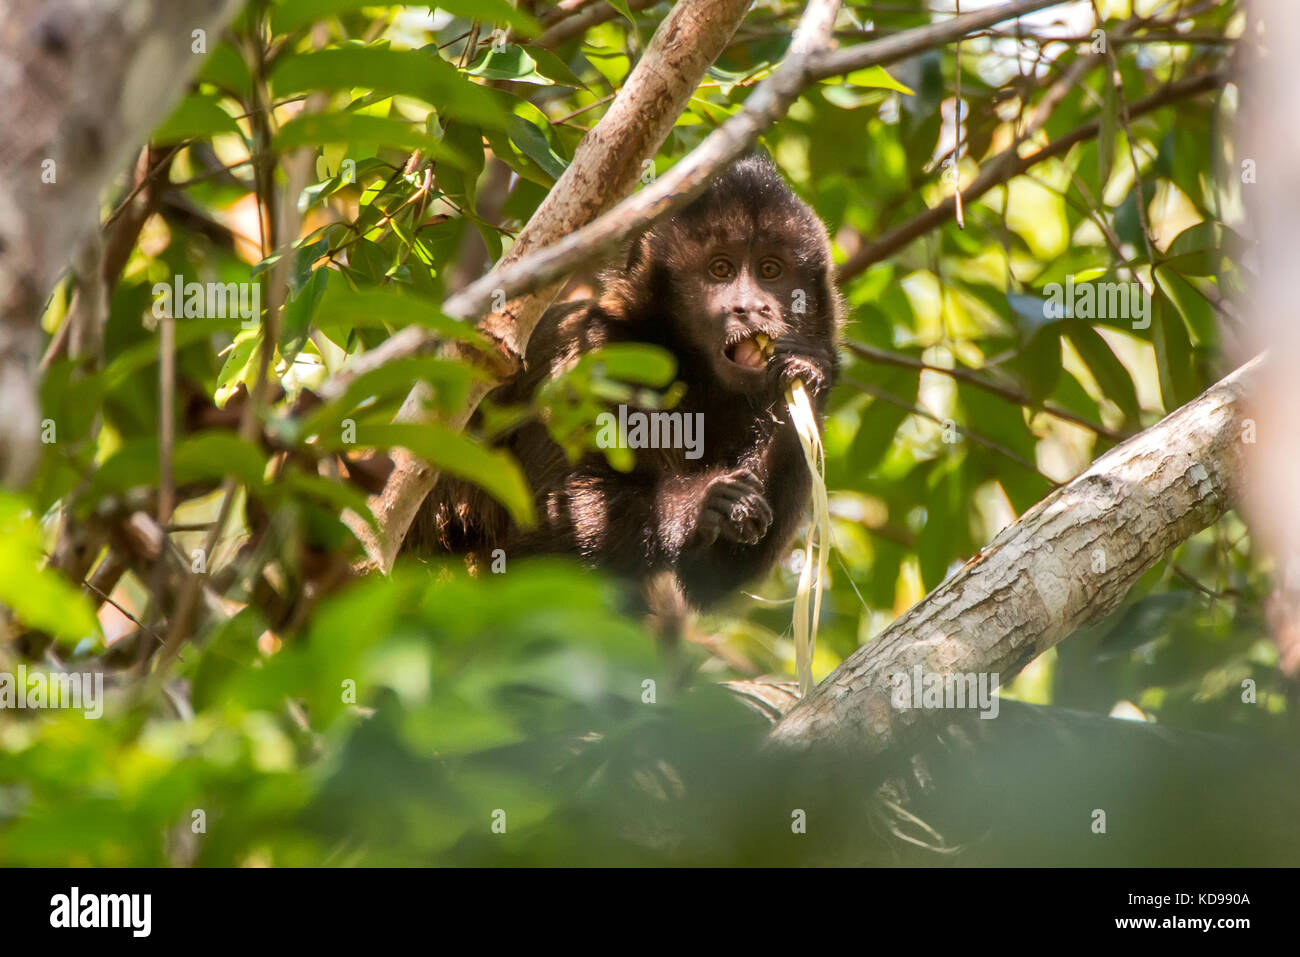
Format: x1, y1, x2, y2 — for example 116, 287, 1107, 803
405, 155, 842, 610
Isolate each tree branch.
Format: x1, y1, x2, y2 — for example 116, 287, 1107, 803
846, 342, 1129, 442
836, 70, 1226, 282
536, 0, 661, 48
769, 356, 1262, 755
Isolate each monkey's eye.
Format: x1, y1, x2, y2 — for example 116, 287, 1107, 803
707, 257, 735, 280
758, 258, 783, 280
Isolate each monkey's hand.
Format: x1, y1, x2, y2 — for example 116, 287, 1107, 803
769, 345, 835, 400
693, 468, 773, 547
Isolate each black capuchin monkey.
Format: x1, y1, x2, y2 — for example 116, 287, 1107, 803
405, 154, 843, 622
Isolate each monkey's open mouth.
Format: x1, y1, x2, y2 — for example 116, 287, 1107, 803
725, 333, 776, 370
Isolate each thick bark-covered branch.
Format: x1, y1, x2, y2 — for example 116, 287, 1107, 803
769, 357, 1262, 755
0, 0, 241, 485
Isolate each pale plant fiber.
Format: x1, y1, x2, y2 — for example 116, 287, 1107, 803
786, 379, 830, 697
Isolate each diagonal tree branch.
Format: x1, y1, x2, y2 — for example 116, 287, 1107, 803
836, 70, 1226, 282
768, 356, 1263, 756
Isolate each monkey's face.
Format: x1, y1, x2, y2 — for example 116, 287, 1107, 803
670, 240, 796, 393
602, 156, 840, 397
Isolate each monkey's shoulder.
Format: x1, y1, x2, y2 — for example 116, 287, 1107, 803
499, 298, 616, 397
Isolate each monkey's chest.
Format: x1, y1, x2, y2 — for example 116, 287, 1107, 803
627, 405, 784, 473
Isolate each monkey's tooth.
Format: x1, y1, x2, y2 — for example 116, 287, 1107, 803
755, 334, 776, 359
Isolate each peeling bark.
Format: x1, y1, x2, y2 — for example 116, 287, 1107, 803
769, 358, 1262, 755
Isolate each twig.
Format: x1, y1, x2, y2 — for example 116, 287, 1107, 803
845, 375, 1056, 484
846, 342, 1128, 442
536, 0, 660, 47
836, 71, 1225, 282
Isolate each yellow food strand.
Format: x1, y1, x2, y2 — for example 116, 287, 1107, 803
785, 379, 830, 697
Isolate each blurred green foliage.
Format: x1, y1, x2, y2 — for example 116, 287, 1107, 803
2, 0, 1286, 866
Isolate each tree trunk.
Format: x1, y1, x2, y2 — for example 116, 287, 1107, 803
0, 0, 241, 484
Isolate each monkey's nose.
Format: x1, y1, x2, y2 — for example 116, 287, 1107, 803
731, 301, 770, 318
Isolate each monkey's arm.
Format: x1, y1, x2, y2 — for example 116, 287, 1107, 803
506, 413, 812, 607
670, 419, 812, 605
515, 462, 764, 566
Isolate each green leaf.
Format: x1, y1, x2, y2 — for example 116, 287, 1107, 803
153, 94, 242, 142
604, 0, 637, 29
1155, 122, 1213, 213
1007, 325, 1063, 402
918, 461, 962, 590
196, 42, 252, 98
1153, 266, 1217, 347
275, 113, 469, 167
579, 344, 677, 387
525, 46, 591, 90
311, 286, 487, 344
215, 333, 260, 400
1115, 180, 1156, 251
1050, 370, 1106, 436
507, 115, 568, 182
300, 357, 476, 437
275, 0, 537, 35
102, 318, 244, 392
89, 433, 268, 500
346, 238, 391, 285
437, 123, 486, 208
425, 0, 538, 34
173, 433, 270, 487
846, 366, 918, 473
340, 424, 536, 528
849, 396, 911, 475
281, 264, 329, 362
1152, 294, 1197, 410
844, 65, 915, 96
0, 493, 99, 642
956, 383, 1037, 461
278, 471, 378, 529
1098, 77, 1116, 188
466, 45, 553, 85
271, 47, 509, 128
1066, 324, 1139, 422
484, 127, 550, 186
1161, 221, 1220, 276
